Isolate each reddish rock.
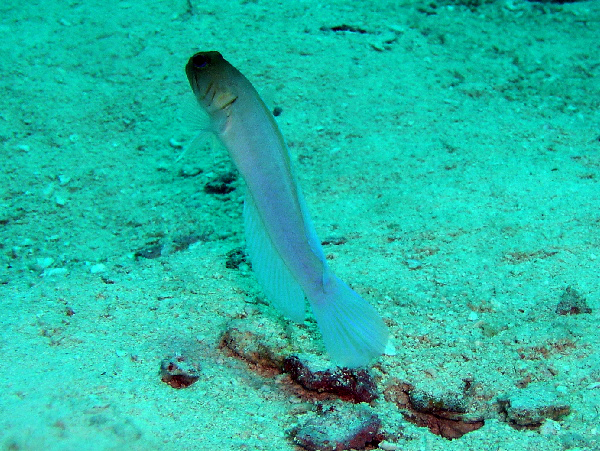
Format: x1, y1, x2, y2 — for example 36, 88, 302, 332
283, 354, 378, 403
220, 318, 290, 374
292, 404, 382, 451
160, 355, 201, 389
383, 380, 484, 439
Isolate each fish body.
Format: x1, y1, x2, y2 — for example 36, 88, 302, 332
186, 51, 388, 367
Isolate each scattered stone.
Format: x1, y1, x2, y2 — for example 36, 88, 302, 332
498, 384, 571, 429
43, 267, 68, 277
155, 161, 170, 172
539, 418, 561, 436
225, 247, 248, 269
90, 263, 106, 274
220, 318, 290, 374
323, 24, 369, 34
179, 163, 203, 177
135, 232, 211, 260
559, 431, 592, 449
383, 380, 484, 439
160, 355, 201, 389
291, 403, 382, 451
378, 441, 401, 451
404, 258, 422, 270
204, 171, 237, 194
369, 31, 399, 52
169, 137, 184, 149
172, 232, 211, 251
0, 205, 10, 225
134, 243, 163, 260
283, 354, 378, 403
58, 174, 71, 186
321, 236, 348, 246
36, 257, 55, 270
556, 286, 591, 315
54, 194, 67, 206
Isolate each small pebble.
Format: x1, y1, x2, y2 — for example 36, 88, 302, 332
556, 385, 568, 394
90, 263, 107, 274
179, 163, 203, 177
405, 258, 422, 270
43, 268, 68, 277
384, 341, 397, 356
55, 195, 67, 206
155, 161, 170, 172
169, 137, 184, 149
540, 419, 561, 436
37, 257, 55, 269
160, 355, 201, 389
42, 184, 55, 198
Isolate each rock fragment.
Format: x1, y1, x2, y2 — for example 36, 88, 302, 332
220, 318, 290, 373
204, 171, 237, 194
556, 286, 591, 315
283, 354, 378, 403
383, 380, 484, 439
291, 404, 382, 451
160, 355, 201, 389
498, 384, 570, 428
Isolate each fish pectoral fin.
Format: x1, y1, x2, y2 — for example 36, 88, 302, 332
182, 92, 212, 132
243, 193, 306, 323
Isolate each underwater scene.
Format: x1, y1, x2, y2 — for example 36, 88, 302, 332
1, 0, 599, 450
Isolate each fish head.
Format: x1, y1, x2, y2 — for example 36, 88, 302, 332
185, 51, 239, 119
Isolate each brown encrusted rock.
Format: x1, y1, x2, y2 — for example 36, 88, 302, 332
283, 354, 378, 403
160, 355, 201, 389
383, 379, 485, 439
556, 286, 592, 315
498, 384, 571, 428
291, 404, 382, 451
220, 318, 291, 373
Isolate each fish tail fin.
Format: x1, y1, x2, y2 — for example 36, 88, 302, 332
308, 273, 389, 368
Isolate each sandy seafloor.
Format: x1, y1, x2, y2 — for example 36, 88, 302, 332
1, 0, 599, 450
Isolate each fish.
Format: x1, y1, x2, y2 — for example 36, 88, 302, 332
185, 51, 388, 367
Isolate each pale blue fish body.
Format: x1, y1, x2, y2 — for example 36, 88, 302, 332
186, 52, 388, 367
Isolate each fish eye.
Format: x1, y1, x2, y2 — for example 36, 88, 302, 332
191, 53, 210, 69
